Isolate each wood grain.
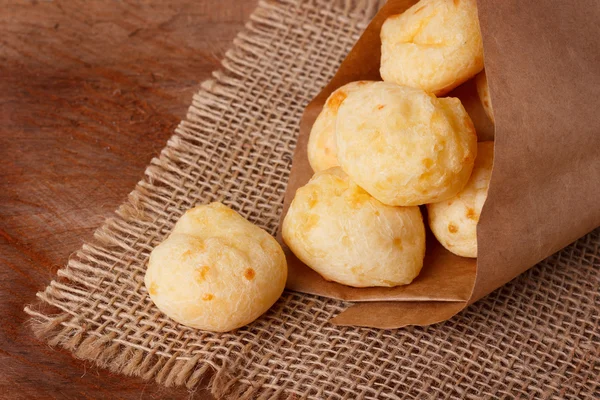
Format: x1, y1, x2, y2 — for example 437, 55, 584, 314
0, 0, 256, 398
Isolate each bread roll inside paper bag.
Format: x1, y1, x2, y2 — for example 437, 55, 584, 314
278, 0, 600, 328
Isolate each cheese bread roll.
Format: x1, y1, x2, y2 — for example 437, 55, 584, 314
427, 141, 494, 258
476, 70, 494, 124
336, 81, 477, 206
380, 0, 484, 95
145, 202, 287, 332
282, 167, 426, 287
308, 81, 376, 172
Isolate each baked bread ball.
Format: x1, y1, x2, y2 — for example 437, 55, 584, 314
307, 81, 376, 172
282, 167, 426, 287
476, 70, 494, 124
336, 81, 477, 206
427, 141, 494, 258
145, 202, 287, 332
380, 0, 484, 95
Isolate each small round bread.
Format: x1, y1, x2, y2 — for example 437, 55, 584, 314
380, 0, 484, 95
336, 81, 477, 206
307, 81, 376, 172
145, 202, 287, 332
282, 167, 426, 287
427, 141, 494, 258
476, 70, 494, 124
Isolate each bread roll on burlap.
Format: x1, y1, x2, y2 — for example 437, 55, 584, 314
145, 202, 287, 332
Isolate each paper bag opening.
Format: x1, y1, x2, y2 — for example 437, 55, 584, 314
278, 0, 600, 328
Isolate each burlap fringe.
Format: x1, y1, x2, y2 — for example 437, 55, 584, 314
26, 308, 210, 389
25, 307, 307, 399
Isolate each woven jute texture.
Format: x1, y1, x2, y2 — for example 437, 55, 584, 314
25, 0, 599, 398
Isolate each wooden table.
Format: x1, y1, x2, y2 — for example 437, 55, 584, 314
0, 1, 256, 398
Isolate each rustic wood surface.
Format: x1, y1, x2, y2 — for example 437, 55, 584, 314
0, 1, 256, 398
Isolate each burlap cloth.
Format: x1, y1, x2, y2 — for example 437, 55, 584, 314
25, 0, 599, 398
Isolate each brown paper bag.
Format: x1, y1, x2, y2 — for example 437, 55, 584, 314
279, 0, 600, 328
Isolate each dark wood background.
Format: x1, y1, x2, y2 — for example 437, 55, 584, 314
0, 1, 256, 398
